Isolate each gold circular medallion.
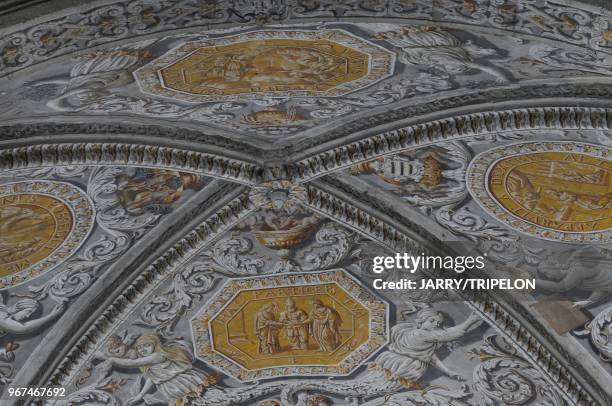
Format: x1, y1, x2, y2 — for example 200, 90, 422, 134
488, 152, 611, 233
0, 181, 94, 287
0, 194, 73, 277
468, 142, 611, 243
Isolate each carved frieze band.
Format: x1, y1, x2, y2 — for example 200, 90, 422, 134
278, 83, 612, 157
0, 122, 260, 154
302, 182, 429, 254
2, 108, 611, 186
1, 108, 611, 187
0, 142, 262, 184
290, 107, 612, 181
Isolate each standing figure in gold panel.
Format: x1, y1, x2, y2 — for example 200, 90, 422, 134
309, 299, 342, 352
279, 298, 309, 350
255, 303, 282, 355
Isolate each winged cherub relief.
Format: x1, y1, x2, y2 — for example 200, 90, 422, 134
375, 26, 510, 83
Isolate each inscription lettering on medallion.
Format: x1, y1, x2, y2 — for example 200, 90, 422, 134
468, 143, 611, 242
191, 270, 389, 381
209, 283, 367, 369
488, 152, 611, 233
135, 30, 395, 103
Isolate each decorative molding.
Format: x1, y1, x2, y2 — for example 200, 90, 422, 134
289, 106, 612, 181
0, 142, 262, 185
2, 104, 612, 184
1, 108, 611, 187
0, 122, 260, 156
279, 83, 612, 157
302, 181, 433, 255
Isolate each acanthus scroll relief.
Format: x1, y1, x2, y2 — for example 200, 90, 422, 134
35, 185, 592, 406
0, 165, 207, 389
13, 19, 612, 144
2, 0, 612, 77
1, 2, 612, 405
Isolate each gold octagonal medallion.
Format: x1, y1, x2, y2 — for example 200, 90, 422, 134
190, 269, 388, 381
135, 30, 395, 102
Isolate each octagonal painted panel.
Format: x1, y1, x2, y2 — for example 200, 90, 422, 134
190, 269, 389, 381
135, 29, 395, 102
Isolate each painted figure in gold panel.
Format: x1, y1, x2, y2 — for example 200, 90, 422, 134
488, 152, 611, 232
194, 271, 384, 380
160, 38, 369, 96
0, 194, 72, 276
255, 303, 282, 354
309, 299, 342, 352
279, 298, 309, 350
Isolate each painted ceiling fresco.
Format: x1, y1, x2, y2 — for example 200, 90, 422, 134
0, 1, 611, 405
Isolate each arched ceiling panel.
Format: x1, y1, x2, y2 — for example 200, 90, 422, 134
0, 1, 610, 406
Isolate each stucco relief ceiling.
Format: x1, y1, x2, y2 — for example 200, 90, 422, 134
0, 1, 611, 406
3, 19, 611, 146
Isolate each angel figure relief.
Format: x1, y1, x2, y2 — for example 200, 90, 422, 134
0, 296, 64, 336
368, 308, 482, 389
94, 333, 216, 405
23, 38, 158, 113
375, 26, 510, 83
0, 296, 64, 385
535, 246, 612, 308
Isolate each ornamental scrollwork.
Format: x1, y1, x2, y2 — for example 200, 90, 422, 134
3, 0, 611, 77
576, 306, 612, 362
471, 335, 566, 405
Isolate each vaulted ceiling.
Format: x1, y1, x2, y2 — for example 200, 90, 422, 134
0, 1, 611, 405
